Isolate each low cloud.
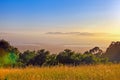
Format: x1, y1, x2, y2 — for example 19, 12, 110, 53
46, 32, 120, 38
46, 32, 109, 36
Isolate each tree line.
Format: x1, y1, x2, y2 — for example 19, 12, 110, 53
0, 39, 117, 67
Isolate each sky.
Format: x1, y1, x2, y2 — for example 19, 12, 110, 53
0, 0, 120, 52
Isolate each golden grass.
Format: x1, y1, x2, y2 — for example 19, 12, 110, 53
0, 64, 120, 80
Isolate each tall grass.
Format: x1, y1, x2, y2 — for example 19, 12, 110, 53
0, 64, 120, 80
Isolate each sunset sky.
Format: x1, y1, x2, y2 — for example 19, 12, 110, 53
0, 0, 120, 52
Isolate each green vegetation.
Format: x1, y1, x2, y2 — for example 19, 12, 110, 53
0, 39, 120, 80
0, 40, 19, 67
0, 39, 120, 67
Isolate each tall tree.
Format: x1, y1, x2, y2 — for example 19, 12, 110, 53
30, 49, 50, 66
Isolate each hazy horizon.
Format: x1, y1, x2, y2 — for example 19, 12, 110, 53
0, 0, 120, 53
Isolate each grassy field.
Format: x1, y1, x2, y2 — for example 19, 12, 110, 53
0, 64, 120, 80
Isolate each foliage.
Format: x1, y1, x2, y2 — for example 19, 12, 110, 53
0, 39, 114, 67
105, 41, 120, 62
0, 40, 19, 67
27, 49, 50, 66
19, 50, 36, 66
44, 54, 58, 66
57, 49, 75, 65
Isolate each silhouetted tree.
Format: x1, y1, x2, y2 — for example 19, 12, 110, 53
30, 49, 50, 66
105, 41, 120, 62
44, 54, 58, 66
84, 47, 103, 55
19, 50, 36, 66
81, 54, 98, 64
57, 49, 75, 65
0, 39, 11, 51
0, 39, 111, 67
71, 53, 82, 65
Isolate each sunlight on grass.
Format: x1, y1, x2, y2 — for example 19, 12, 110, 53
0, 64, 120, 80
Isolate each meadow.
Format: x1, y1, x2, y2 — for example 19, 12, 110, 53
0, 64, 120, 80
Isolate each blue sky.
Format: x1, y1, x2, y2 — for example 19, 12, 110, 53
0, 0, 120, 50
0, 0, 115, 31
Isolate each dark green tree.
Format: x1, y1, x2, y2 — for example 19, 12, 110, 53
84, 47, 103, 55
44, 54, 58, 66
30, 49, 50, 66
19, 50, 36, 66
71, 53, 82, 65
0, 39, 19, 67
81, 54, 98, 64
57, 49, 75, 65
0, 39, 11, 51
